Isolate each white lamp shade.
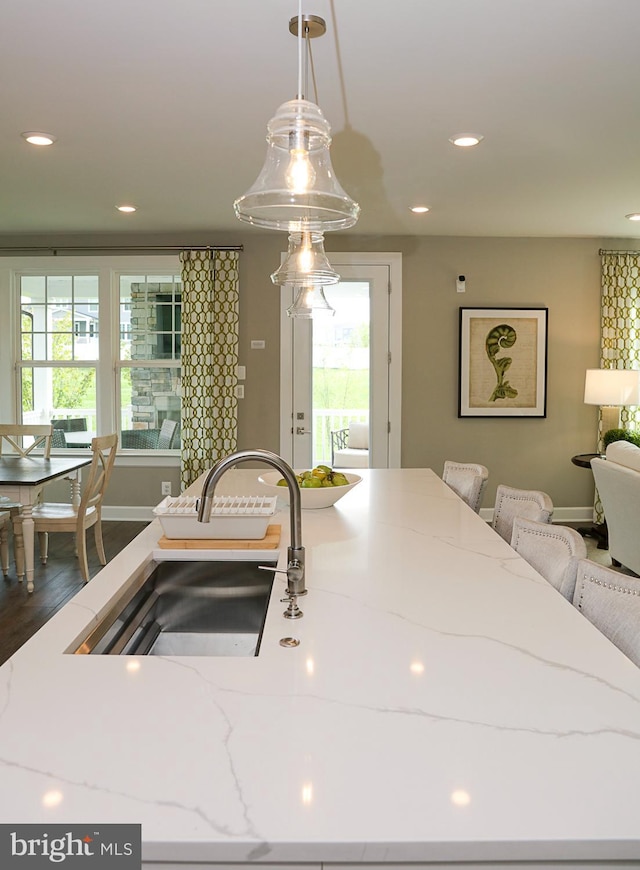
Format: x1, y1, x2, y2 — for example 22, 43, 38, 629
584, 369, 640, 405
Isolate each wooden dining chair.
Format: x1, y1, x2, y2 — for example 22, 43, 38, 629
0, 425, 57, 568
12, 434, 118, 582
0, 511, 10, 578
0, 424, 54, 458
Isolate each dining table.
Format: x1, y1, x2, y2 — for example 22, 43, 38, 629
0, 454, 91, 592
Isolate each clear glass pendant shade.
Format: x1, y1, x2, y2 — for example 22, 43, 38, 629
271, 231, 340, 286
286, 284, 336, 318
234, 99, 360, 232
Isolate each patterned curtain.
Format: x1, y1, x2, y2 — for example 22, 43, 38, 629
600, 252, 640, 432
179, 250, 240, 489
595, 251, 640, 519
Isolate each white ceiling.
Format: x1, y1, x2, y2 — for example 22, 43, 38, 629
3, 0, 640, 239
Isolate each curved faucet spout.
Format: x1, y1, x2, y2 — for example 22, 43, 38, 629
197, 449, 305, 596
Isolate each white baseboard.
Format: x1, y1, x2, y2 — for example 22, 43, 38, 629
102, 506, 156, 522
479, 506, 595, 524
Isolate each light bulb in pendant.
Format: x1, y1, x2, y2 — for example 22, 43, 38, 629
297, 232, 313, 273
287, 285, 335, 318
234, 98, 359, 231
271, 232, 340, 287
286, 147, 316, 194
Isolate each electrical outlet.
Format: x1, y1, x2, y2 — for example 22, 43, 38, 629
161, 481, 172, 496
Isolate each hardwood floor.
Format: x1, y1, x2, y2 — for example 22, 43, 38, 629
0, 520, 148, 665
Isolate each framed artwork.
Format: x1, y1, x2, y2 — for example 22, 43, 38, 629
458, 307, 548, 417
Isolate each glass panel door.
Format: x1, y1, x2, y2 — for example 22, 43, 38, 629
280, 256, 401, 470
309, 280, 370, 467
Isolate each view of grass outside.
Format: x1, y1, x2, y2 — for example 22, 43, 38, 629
313, 367, 368, 464
312, 284, 370, 465
313, 367, 368, 412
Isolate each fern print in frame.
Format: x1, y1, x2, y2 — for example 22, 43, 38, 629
486, 323, 519, 402
458, 307, 548, 418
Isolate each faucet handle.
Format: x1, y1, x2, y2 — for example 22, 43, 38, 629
258, 564, 287, 576
280, 593, 303, 620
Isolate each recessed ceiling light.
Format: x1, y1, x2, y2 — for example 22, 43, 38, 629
21, 132, 57, 146
449, 134, 484, 148
410, 205, 430, 214
625, 213, 640, 221
116, 205, 137, 213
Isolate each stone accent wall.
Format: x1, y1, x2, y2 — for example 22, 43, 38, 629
129, 282, 179, 429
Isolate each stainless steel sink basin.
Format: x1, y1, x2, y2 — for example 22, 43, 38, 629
73, 559, 276, 656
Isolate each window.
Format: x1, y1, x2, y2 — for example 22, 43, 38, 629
118, 275, 182, 450
12, 257, 182, 453
19, 274, 99, 437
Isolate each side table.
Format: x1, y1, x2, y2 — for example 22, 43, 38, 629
571, 453, 608, 549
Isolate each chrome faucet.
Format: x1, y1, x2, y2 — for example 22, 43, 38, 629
197, 449, 306, 607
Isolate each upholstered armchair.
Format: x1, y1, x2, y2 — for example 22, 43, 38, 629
591, 440, 640, 575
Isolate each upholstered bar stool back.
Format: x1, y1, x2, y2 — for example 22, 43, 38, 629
573, 559, 640, 667
492, 484, 553, 543
442, 461, 489, 513
511, 517, 587, 601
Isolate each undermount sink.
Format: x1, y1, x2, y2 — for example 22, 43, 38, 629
73, 559, 276, 657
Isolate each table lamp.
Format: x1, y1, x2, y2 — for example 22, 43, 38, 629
584, 368, 640, 434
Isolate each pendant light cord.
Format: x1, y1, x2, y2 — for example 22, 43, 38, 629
308, 35, 319, 103
296, 1, 318, 102
297, 0, 303, 99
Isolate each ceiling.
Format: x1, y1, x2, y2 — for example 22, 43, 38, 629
3, 0, 640, 239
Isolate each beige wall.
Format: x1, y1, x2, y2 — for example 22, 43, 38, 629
234, 232, 606, 511
2, 231, 629, 513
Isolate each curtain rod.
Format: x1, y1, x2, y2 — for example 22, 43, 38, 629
599, 248, 640, 256
0, 244, 243, 256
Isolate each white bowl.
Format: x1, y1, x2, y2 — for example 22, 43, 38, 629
258, 471, 362, 510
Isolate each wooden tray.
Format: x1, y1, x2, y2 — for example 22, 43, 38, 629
156, 524, 281, 550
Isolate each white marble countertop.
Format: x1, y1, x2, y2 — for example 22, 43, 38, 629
1, 468, 639, 867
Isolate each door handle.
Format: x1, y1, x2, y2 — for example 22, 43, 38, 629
296, 427, 311, 435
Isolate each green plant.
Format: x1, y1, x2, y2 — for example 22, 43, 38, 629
602, 428, 640, 449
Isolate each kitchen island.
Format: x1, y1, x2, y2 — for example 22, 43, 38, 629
0, 468, 639, 868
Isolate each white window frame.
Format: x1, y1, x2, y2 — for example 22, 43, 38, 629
0, 255, 182, 465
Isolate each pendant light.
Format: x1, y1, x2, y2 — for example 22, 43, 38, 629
233, 8, 359, 232
270, 231, 340, 287
287, 284, 336, 318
